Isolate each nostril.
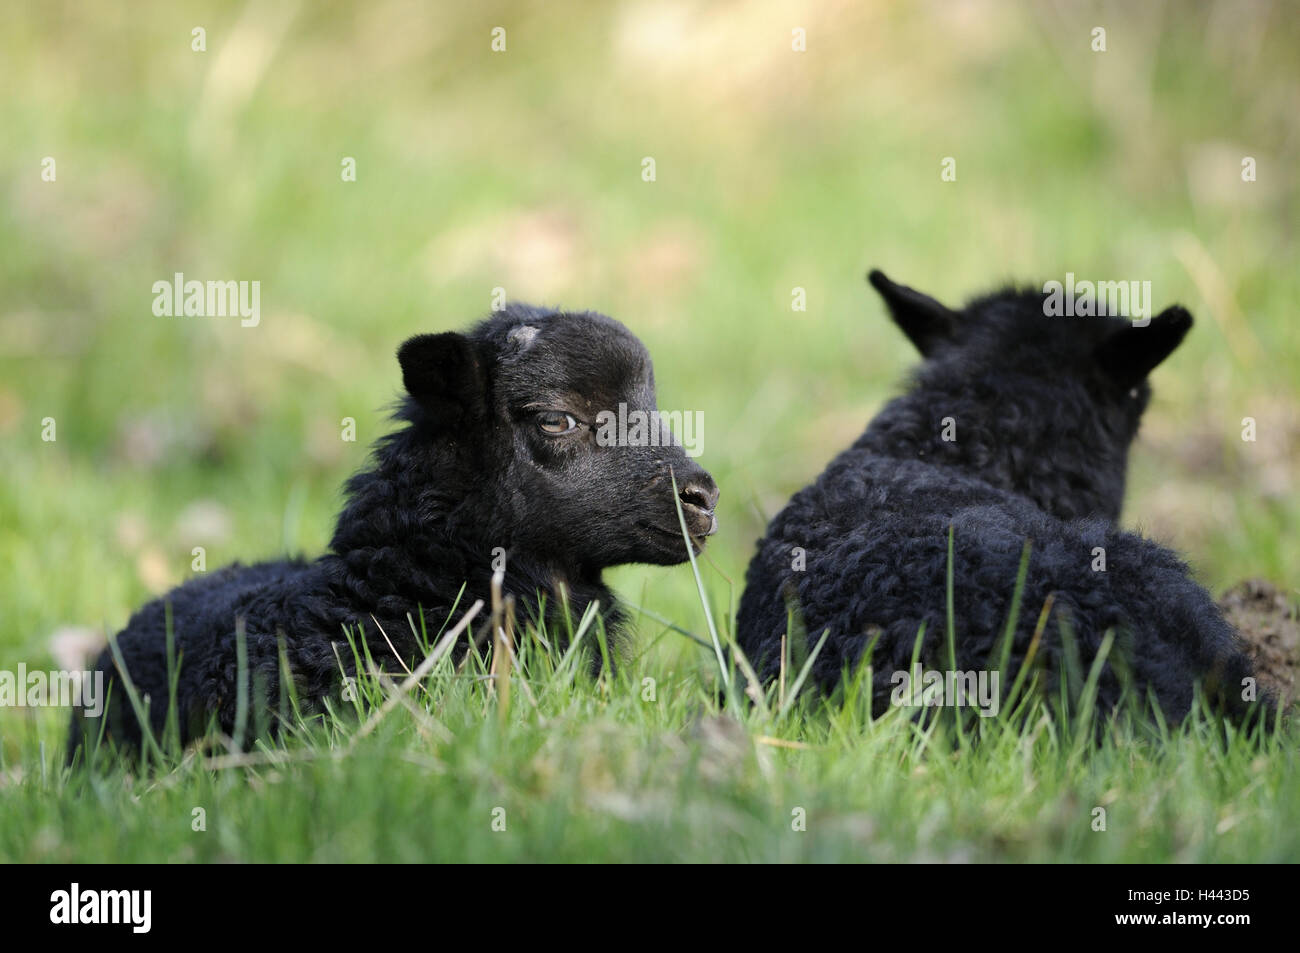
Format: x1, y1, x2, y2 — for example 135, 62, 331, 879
679, 481, 720, 513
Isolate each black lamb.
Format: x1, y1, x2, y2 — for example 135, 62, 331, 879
735, 270, 1267, 723
71, 304, 719, 758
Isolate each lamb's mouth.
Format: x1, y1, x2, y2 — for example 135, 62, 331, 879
640, 517, 717, 547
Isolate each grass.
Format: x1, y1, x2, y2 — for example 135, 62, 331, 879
2, 1, 1298, 862
21, 582, 1298, 863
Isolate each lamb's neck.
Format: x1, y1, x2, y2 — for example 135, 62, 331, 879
330, 459, 616, 631
854, 391, 1013, 470
854, 390, 1126, 522
330, 463, 471, 556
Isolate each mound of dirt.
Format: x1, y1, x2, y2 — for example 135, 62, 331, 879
1218, 579, 1300, 709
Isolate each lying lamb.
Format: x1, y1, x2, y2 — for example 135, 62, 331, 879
736, 271, 1268, 723
70, 304, 719, 757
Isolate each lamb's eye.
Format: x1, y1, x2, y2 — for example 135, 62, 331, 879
538, 412, 578, 435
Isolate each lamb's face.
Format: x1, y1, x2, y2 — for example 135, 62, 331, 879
398, 307, 719, 570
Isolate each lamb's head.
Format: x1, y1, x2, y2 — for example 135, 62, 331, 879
396, 304, 719, 571
867, 270, 1193, 521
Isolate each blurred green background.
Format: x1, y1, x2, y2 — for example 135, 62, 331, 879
2, 0, 1297, 749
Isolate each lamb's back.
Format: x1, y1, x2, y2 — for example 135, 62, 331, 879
736, 449, 1239, 718
86, 558, 327, 745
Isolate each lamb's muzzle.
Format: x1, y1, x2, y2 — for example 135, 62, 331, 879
677, 475, 720, 537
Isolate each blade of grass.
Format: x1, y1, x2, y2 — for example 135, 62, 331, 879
351, 599, 483, 747
778, 629, 830, 722
669, 467, 727, 688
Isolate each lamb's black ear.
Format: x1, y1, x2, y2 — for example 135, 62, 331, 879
1093, 306, 1193, 387
867, 270, 958, 356
397, 332, 487, 428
